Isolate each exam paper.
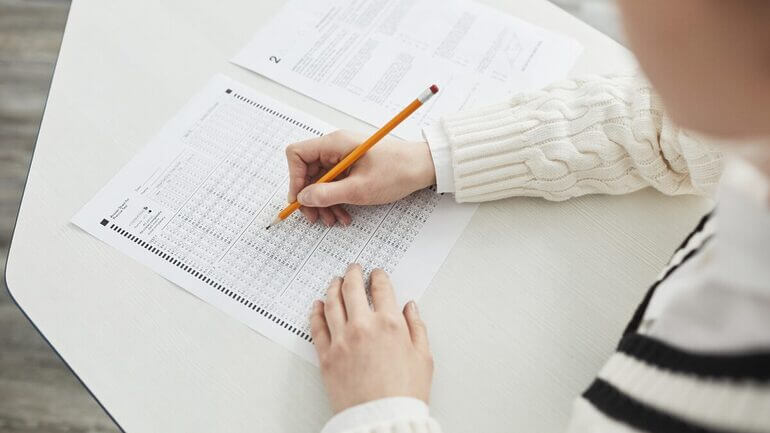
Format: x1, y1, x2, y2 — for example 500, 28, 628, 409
233, 0, 583, 140
72, 75, 477, 364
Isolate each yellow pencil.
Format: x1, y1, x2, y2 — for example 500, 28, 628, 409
266, 84, 439, 229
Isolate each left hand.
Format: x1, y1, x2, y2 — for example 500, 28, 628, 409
309, 264, 434, 413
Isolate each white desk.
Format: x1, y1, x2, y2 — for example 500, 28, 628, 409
5, 1, 712, 431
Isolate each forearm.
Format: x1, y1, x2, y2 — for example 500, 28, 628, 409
424, 73, 723, 203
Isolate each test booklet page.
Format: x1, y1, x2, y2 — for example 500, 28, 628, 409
233, 0, 583, 140
72, 75, 477, 364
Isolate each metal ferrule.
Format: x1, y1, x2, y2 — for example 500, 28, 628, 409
417, 88, 435, 103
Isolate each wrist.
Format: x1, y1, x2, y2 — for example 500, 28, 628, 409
409, 141, 437, 190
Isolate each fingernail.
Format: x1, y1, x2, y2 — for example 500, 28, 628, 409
297, 191, 309, 205
313, 300, 322, 310
408, 301, 418, 313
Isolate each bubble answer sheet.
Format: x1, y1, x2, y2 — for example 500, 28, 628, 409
72, 74, 477, 364
232, 0, 583, 140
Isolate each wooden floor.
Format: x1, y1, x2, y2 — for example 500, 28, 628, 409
0, 1, 619, 432
0, 1, 119, 432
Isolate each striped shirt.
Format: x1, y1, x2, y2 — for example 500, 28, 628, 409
569, 158, 770, 433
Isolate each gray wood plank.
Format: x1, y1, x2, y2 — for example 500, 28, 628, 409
0, 1, 120, 432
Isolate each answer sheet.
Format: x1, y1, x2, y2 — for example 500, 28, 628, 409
233, 0, 583, 140
72, 75, 477, 363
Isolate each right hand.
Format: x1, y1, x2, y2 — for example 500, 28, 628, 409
285, 130, 436, 226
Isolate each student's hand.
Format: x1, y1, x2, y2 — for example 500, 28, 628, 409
310, 264, 433, 413
286, 130, 436, 226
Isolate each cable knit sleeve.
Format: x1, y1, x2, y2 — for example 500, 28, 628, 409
428, 73, 723, 202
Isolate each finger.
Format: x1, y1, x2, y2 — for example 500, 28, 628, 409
297, 177, 364, 207
403, 301, 429, 351
289, 162, 321, 202
316, 131, 361, 166
286, 142, 315, 203
324, 277, 346, 337
300, 206, 319, 224
306, 161, 321, 180
329, 205, 351, 226
341, 263, 370, 319
286, 132, 359, 201
309, 300, 330, 351
369, 268, 397, 313
318, 207, 336, 227
320, 153, 341, 169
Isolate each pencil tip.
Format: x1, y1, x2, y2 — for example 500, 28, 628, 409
265, 217, 281, 230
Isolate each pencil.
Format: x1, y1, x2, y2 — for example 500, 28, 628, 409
266, 84, 439, 229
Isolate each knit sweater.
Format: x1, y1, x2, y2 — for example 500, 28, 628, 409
320, 74, 770, 433
424, 73, 722, 201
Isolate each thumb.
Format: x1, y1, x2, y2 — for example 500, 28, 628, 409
297, 178, 361, 207
404, 301, 429, 351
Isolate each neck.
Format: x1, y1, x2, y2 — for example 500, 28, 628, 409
699, 133, 770, 205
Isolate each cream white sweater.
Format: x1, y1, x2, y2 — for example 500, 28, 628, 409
320, 75, 770, 433
424, 73, 721, 201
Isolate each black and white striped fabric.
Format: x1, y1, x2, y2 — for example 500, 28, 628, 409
570, 207, 770, 433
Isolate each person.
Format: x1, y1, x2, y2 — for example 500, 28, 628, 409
285, 1, 770, 432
